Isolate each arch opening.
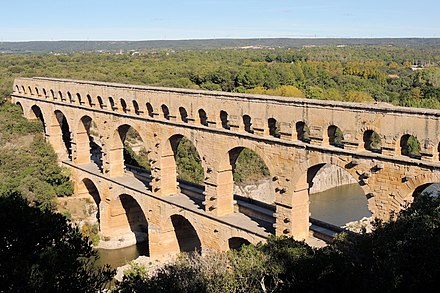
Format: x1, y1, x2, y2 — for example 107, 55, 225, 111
77, 116, 103, 169
198, 109, 208, 126
268, 118, 280, 138
59, 91, 64, 101
328, 125, 344, 148
179, 107, 188, 123
80, 178, 101, 225
50, 89, 55, 100
400, 134, 421, 159
109, 97, 116, 110
15, 102, 24, 115
228, 147, 274, 232
412, 183, 440, 199
132, 100, 140, 115
243, 115, 253, 133
67, 91, 73, 103
30, 105, 45, 133
170, 215, 201, 253
119, 194, 149, 251
363, 130, 382, 153
146, 103, 154, 118
164, 135, 205, 206
120, 99, 128, 113
97, 96, 105, 109
54, 110, 72, 160
296, 121, 310, 142
228, 237, 250, 250
35, 87, 39, 97
161, 104, 170, 120
77, 93, 83, 105
220, 110, 230, 129
307, 163, 371, 230
87, 94, 93, 107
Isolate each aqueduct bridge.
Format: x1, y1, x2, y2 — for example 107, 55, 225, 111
11, 77, 440, 257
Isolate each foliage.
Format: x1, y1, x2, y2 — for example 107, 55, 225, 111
0, 193, 115, 292
115, 193, 440, 292
176, 137, 204, 185
0, 103, 73, 210
233, 148, 270, 183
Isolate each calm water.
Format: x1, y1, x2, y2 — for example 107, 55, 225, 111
97, 242, 149, 269
310, 183, 371, 226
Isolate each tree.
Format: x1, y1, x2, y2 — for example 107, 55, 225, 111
0, 193, 115, 292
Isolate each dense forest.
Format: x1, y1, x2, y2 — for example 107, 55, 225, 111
1, 44, 440, 109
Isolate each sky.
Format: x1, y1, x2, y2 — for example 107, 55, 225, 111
0, 0, 439, 41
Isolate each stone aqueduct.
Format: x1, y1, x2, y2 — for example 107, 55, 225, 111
11, 77, 440, 257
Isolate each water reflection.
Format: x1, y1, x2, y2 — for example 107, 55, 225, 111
97, 242, 149, 269
310, 183, 371, 226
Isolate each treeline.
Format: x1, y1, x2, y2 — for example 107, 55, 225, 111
1, 45, 440, 108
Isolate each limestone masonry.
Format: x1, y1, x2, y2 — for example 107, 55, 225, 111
11, 77, 440, 258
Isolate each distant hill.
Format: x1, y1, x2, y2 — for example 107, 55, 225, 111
1, 38, 440, 54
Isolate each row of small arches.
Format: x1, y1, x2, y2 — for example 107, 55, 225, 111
16, 84, 424, 159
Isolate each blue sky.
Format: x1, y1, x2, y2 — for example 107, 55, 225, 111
1, 0, 439, 41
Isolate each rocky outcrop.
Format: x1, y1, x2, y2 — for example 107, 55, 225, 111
310, 164, 357, 194
234, 178, 275, 205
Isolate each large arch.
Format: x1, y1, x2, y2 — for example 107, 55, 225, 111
217, 145, 275, 228
305, 162, 371, 227
53, 110, 72, 160
109, 123, 150, 178
170, 214, 202, 253
160, 134, 205, 205
228, 237, 250, 250
77, 178, 101, 226
29, 105, 46, 134
76, 115, 102, 167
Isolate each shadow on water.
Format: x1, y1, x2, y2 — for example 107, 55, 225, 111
96, 241, 149, 269
310, 183, 372, 227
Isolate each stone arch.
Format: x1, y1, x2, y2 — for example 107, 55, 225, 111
76, 93, 83, 105
58, 91, 64, 101
87, 94, 93, 107
328, 125, 344, 148
268, 117, 280, 138
120, 98, 128, 113
109, 97, 116, 110
132, 100, 140, 115
400, 134, 421, 159
243, 114, 253, 133
198, 109, 208, 126
228, 237, 250, 250
53, 110, 72, 160
109, 194, 149, 248
15, 85, 20, 93
161, 104, 170, 120
170, 214, 202, 253
42, 88, 47, 98
179, 106, 188, 123
75, 115, 99, 166
35, 87, 40, 97
398, 172, 440, 204
29, 104, 46, 132
27, 86, 33, 95
15, 101, 24, 115
21, 85, 26, 94
77, 177, 101, 225
146, 102, 154, 118
97, 96, 104, 109
109, 123, 150, 178
296, 121, 310, 142
50, 89, 55, 100
220, 110, 230, 129
363, 129, 382, 153
67, 91, 73, 103
160, 133, 206, 200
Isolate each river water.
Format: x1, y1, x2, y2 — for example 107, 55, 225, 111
97, 242, 149, 269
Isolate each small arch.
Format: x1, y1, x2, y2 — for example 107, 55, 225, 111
42, 88, 47, 98
170, 215, 202, 253
400, 134, 421, 158
50, 89, 56, 100
120, 98, 128, 113
132, 100, 140, 115
220, 110, 230, 129
198, 109, 208, 126
363, 130, 382, 153
15, 85, 20, 93
67, 91, 73, 103
21, 85, 26, 94
228, 237, 250, 250
161, 104, 170, 120
109, 97, 116, 110
146, 103, 154, 118
296, 121, 311, 142
15, 102, 24, 114
87, 94, 93, 107
77, 93, 83, 105
328, 125, 344, 148
30, 105, 45, 133
243, 115, 253, 133
268, 118, 280, 138
179, 107, 188, 123
58, 91, 64, 101
97, 96, 105, 109
35, 87, 40, 97
27, 86, 33, 95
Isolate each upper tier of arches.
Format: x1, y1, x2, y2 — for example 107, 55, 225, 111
13, 78, 440, 162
